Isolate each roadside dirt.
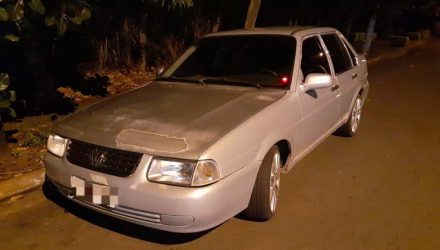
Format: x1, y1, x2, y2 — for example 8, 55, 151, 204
0, 70, 155, 181
0, 115, 52, 181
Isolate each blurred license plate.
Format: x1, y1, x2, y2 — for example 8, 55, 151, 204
70, 176, 118, 207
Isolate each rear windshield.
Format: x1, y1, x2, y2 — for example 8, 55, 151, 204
164, 35, 296, 88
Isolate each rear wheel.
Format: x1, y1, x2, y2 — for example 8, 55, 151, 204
338, 95, 363, 137
243, 145, 282, 221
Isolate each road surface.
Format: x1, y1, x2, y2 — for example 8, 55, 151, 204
1, 39, 439, 250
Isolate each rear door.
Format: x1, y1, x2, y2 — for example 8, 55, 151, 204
321, 33, 358, 118
296, 35, 339, 153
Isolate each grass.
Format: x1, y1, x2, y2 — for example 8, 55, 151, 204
18, 126, 50, 148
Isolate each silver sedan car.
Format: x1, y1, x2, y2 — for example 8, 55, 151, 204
45, 26, 369, 233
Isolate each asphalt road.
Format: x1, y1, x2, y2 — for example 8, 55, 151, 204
1, 39, 439, 250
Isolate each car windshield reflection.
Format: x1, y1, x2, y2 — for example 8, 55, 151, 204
160, 35, 296, 88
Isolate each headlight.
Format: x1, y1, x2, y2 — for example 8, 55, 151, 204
147, 158, 220, 187
47, 134, 68, 157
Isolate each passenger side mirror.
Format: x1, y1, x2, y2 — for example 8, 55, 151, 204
302, 73, 333, 92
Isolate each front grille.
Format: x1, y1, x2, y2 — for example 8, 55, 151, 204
66, 139, 143, 177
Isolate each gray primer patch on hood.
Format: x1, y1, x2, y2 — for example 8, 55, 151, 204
116, 129, 188, 153
54, 81, 286, 159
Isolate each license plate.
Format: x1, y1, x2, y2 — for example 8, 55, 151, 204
70, 176, 119, 207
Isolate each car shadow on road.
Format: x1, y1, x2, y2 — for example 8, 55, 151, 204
41, 180, 212, 244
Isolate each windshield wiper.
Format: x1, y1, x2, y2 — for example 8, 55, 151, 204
156, 76, 203, 84
157, 75, 262, 89
199, 77, 262, 89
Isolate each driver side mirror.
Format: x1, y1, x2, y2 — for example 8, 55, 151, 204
302, 73, 332, 92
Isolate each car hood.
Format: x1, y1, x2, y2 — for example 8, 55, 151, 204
54, 81, 286, 159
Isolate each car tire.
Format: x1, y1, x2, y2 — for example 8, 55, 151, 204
243, 145, 282, 221
338, 94, 363, 137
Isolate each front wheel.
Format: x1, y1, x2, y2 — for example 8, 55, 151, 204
338, 95, 363, 137
243, 145, 282, 221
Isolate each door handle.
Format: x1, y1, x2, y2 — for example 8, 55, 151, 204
331, 84, 340, 91
352, 73, 358, 79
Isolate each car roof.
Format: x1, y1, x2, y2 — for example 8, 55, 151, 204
204, 26, 337, 38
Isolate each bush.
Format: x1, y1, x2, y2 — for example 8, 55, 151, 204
0, 117, 5, 146
434, 21, 440, 36
352, 32, 378, 53
0, 73, 16, 119
420, 29, 431, 40
407, 32, 421, 41
17, 127, 51, 148
389, 36, 410, 47
352, 32, 377, 43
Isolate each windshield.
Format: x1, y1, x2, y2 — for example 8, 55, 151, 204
161, 35, 296, 88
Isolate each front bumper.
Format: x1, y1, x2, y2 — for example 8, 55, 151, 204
44, 153, 260, 233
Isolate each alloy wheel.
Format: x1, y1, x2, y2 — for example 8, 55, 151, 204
269, 150, 281, 213
350, 96, 362, 133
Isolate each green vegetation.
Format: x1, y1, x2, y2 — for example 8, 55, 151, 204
408, 32, 422, 41
0, 0, 91, 39
18, 126, 50, 147
0, 73, 16, 119
0, 0, 437, 118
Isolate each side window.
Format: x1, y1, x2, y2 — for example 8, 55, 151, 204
322, 34, 352, 75
342, 39, 358, 66
301, 36, 331, 81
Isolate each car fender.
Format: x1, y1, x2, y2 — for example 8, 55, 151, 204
199, 91, 301, 178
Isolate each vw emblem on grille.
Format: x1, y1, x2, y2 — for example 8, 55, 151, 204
90, 148, 107, 168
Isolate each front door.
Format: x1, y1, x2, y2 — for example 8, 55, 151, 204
296, 35, 340, 153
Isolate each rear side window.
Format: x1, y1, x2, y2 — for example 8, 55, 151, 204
322, 34, 352, 75
342, 39, 358, 66
301, 36, 331, 80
